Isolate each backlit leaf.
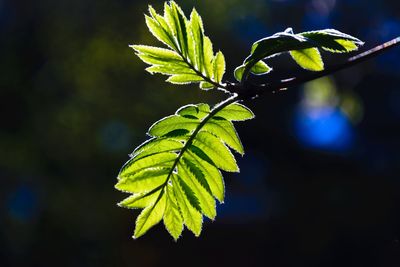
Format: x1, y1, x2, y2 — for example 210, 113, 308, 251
215, 103, 255, 121
192, 131, 239, 172
163, 185, 184, 240
172, 174, 203, 236
166, 74, 204, 84
133, 190, 166, 238
133, 1, 226, 89
290, 47, 324, 71
213, 51, 225, 83
148, 115, 199, 137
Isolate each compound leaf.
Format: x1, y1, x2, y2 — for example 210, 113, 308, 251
134, 1, 226, 89
236, 27, 363, 81
117, 101, 254, 239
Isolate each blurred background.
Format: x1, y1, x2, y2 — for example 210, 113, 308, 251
1, 0, 400, 266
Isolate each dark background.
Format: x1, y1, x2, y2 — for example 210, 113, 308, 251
1, 0, 400, 266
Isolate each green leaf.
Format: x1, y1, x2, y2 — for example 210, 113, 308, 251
181, 158, 212, 195
133, 190, 166, 238
134, 2, 226, 90
290, 47, 324, 71
176, 103, 210, 120
203, 36, 214, 77
250, 60, 271, 75
178, 159, 216, 219
148, 115, 199, 137
213, 51, 225, 83
234, 65, 245, 82
131, 45, 181, 61
166, 74, 205, 84
117, 101, 254, 239
200, 81, 214, 90
248, 30, 311, 64
215, 103, 255, 121
163, 2, 178, 44
118, 190, 160, 209
116, 167, 170, 193
170, 1, 189, 56
163, 185, 184, 240
145, 65, 196, 75
172, 174, 203, 236
190, 8, 204, 70
203, 118, 244, 155
185, 150, 225, 202
119, 152, 177, 180
192, 131, 239, 172
130, 138, 183, 161
300, 29, 364, 53
334, 39, 360, 52
144, 14, 176, 50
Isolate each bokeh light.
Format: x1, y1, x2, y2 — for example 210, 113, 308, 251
293, 77, 359, 152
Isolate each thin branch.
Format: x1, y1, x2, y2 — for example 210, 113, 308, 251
263, 37, 400, 95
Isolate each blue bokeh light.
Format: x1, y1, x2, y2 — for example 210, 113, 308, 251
7, 185, 39, 223
294, 107, 354, 151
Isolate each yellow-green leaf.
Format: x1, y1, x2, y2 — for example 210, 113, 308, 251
290, 47, 324, 71
163, 185, 184, 240
166, 74, 204, 84
133, 190, 166, 238
215, 103, 255, 121
172, 174, 202, 236
178, 159, 216, 219
192, 131, 239, 172
213, 51, 225, 83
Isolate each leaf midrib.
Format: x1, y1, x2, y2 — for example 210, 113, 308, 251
157, 94, 239, 197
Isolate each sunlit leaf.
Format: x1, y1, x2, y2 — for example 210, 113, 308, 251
117, 101, 254, 239
133, 1, 226, 89
290, 47, 324, 71
163, 185, 184, 240
166, 74, 205, 84
133, 190, 166, 238
213, 51, 225, 83
215, 103, 255, 121
250, 60, 272, 75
